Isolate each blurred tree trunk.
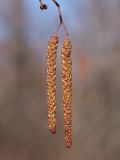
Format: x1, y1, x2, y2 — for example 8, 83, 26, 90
12, 0, 30, 90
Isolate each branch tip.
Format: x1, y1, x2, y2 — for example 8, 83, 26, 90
39, 0, 68, 40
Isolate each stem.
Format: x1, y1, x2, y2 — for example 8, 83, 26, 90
39, 0, 43, 5
62, 22, 68, 40
52, 0, 62, 23
39, 0, 68, 40
55, 23, 61, 36
52, 0, 68, 40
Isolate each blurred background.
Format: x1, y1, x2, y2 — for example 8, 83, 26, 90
0, 0, 120, 159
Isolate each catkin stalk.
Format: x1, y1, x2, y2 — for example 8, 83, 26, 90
46, 35, 59, 134
61, 40, 72, 148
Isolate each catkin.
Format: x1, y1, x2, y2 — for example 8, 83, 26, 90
46, 35, 59, 134
61, 40, 72, 148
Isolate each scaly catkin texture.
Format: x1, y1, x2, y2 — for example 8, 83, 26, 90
61, 40, 72, 148
46, 35, 59, 134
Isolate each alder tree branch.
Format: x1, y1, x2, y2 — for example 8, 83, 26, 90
39, 0, 68, 40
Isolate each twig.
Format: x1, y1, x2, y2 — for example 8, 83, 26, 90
39, 0, 68, 40
52, 0, 68, 40
52, 0, 62, 23
55, 23, 61, 35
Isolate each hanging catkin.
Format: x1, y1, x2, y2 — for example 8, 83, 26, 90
61, 40, 72, 148
46, 35, 59, 134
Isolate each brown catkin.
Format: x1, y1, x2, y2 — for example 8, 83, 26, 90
61, 40, 72, 148
46, 35, 59, 134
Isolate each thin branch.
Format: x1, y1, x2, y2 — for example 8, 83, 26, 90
52, 0, 62, 23
52, 0, 68, 40
39, 0, 68, 40
55, 23, 61, 35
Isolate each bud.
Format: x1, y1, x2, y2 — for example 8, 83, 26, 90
43, 4, 48, 9
40, 4, 43, 10
40, 4, 48, 10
